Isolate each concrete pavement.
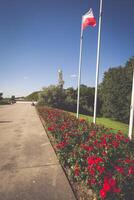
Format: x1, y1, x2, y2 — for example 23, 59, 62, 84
0, 103, 76, 200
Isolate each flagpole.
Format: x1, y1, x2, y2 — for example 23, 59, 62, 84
128, 69, 134, 140
93, 0, 103, 123
77, 22, 83, 118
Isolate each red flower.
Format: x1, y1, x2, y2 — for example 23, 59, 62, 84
100, 189, 106, 199
124, 158, 131, 163
87, 157, 95, 165
56, 141, 68, 149
102, 151, 107, 156
124, 138, 129, 143
79, 118, 86, 123
39, 106, 133, 200
97, 166, 105, 174
112, 141, 119, 148
88, 178, 97, 186
113, 187, 121, 193
128, 166, 134, 175
90, 130, 96, 137
74, 164, 80, 176
108, 177, 116, 187
91, 178, 97, 185
103, 177, 121, 194
103, 182, 111, 192
60, 125, 67, 131
82, 145, 93, 152
48, 126, 55, 131
88, 166, 95, 175
95, 157, 104, 164
101, 138, 107, 146
114, 166, 124, 175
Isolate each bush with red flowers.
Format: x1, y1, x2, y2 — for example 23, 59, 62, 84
37, 106, 134, 200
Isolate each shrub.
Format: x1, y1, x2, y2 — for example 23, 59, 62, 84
38, 106, 134, 200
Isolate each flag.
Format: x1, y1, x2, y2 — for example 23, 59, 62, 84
82, 8, 96, 29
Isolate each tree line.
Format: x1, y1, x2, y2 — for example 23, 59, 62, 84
0, 93, 16, 105
27, 56, 133, 124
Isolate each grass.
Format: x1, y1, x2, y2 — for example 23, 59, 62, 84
70, 112, 129, 134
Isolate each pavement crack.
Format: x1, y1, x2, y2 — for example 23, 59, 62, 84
0, 163, 60, 172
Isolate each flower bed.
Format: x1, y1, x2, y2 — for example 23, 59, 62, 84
37, 106, 134, 200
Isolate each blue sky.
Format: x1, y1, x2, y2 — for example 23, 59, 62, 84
0, 0, 134, 97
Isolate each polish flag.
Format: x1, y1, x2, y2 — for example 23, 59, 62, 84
82, 9, 96, 29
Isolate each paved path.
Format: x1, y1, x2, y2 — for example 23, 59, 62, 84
0, 103, 76, 200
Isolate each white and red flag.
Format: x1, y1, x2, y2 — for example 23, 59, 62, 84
77, 7, 98, 119
82, 8, 96, 29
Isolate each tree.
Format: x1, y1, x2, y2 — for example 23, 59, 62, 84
64, 87, 77, 112
11, 95, 16, 103
11, 95, 15, 100
78, 85, 102, 116
78, 85, 93, 115
0, 93, 3, 101
100, 57, 133, 123
38, 85, 66, 109
25, 91, 40, 101
37, 84, 102, 116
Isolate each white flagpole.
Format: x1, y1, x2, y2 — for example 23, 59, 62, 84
93, 0, 103, 123
77, 22, 83, 118
128, 69, 134, 140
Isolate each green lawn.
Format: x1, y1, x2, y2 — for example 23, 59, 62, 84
70, 112, 129, 134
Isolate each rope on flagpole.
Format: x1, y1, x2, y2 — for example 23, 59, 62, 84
77, 22, 83, 119
93, 0, 103, 123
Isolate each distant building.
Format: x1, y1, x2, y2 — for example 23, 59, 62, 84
58, 69, 64, 89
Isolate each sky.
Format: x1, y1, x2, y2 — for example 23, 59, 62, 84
0, 0, 134, 97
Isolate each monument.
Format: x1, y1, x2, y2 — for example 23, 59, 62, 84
58, 69, 64, 89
